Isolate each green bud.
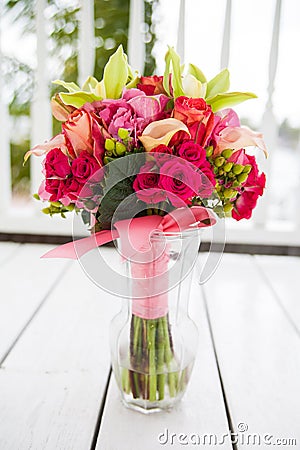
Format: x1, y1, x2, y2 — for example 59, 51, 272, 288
233, 164, 244, 175
115, 141, 127, 156
61, 212, 66, 219
51, 207, 61, 213
223, 188, 236, 199
118, 128, 129, 140
237, 172, 249, 184
232, 180, 240, 187
50, 201, 61, 208
218, 169, 224, 176
223, 202, 233, 213
243, 164, 252, 174
213, 167, 219, 175
223, 162, 233, 172
215, 156, 225, 167
228, 172, 235, 178
42, 207, 51, 214
33, 193, 40, 201
104, 138, 115, 151
221, 149, 233, 159
206, 146, 213, 157
65, 204, 75, 211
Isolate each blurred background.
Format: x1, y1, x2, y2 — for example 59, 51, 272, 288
0, 0, 299, 250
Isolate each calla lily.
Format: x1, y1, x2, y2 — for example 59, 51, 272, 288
51, 94, 75, 122
24, 134, 68, 163
139, 118, 190, 152
215, 126, 268, 157
183, 74, 207, 98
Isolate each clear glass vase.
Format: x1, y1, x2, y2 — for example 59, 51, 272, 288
110, 229, 200, 414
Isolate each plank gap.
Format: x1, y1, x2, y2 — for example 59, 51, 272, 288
0, 261, 72, 367
90, 366, 112, 450
201, 285, 238, 450
252, 255, 300, 340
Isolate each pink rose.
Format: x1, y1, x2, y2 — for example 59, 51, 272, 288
63, 177, 82, 200
44, 148, 71, 179
71, 151, 101, 182
229, 150, 265, 196
177, 140, 206, 168
62, 109, 93, 158
133, 161, 166, 204
230, 150, 266, 220
159, 159, 202, 207
45, 178, 66, 202
210, 108, 240, 148
173, 96, 214, 146
232, 191, 260, 220
150, 144, 173, 166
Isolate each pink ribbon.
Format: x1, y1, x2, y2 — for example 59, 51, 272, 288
42, 206, 215, 319
42, 206, 215, 260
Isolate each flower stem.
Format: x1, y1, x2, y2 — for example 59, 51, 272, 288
148, 319, 157, 401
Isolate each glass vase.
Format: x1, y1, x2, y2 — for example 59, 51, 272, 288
110, 229, 200, 414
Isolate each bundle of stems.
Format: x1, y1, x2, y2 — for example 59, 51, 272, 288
121, 314, 188, 402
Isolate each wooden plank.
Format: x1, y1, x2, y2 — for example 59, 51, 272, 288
0, 244, 69, 363
0, 242, 20, 266
0, 247, 120, 450
203, 253, 300, 447
255, 255, 300, 331
96, 269, 232, 450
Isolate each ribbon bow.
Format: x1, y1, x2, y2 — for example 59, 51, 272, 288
42, 206, 215, 260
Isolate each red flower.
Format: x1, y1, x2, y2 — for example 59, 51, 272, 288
150, 144, 173, 166
44, 148, 71, 179
230, 150, 266, 220
176, 140, 206, 168
133, 161, 166, 204
45, 178, 66, 202
71, 151, 101, 182
173, 96, 214, 146
137, 76, 167, 96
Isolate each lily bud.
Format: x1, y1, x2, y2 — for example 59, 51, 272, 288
223, 188, 236, 199
223, 202, 233, 213
221, 149, 233, 159
118, 128, 129, 140
206, 146, 213, 157
215, 156, 225, 167
243, 164, 252, 174
42, 207, 51, 214
223, 162, 233, 172
115, 141, 127, 156
233, 164, 244, 175
50, 201, 61, 208
105, 138, 115, 151
237, 172, 249, 184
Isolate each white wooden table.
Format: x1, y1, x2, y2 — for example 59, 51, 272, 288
0, 242, 299, 450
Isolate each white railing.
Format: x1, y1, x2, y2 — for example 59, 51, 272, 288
0, 0, 299, 245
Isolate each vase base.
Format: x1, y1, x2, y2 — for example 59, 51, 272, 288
120, 392, 184, 414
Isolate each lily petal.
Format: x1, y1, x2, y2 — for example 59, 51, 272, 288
215, 126, 268, 157
139, 118, 190, 151
24, 134, 68, 163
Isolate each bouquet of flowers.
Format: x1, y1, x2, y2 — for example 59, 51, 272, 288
26, 46, 266, 409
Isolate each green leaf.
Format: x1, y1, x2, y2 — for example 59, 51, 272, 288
82, 76, 99, 92
52, 79, 81, 92
206, 91, 258, 112
163, 47, 184, 99
187, 63, 207, 83
126, 75, 140, 89
206, 69, 230, 99
59, 91, 101, 108
103, 45, 128, 99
